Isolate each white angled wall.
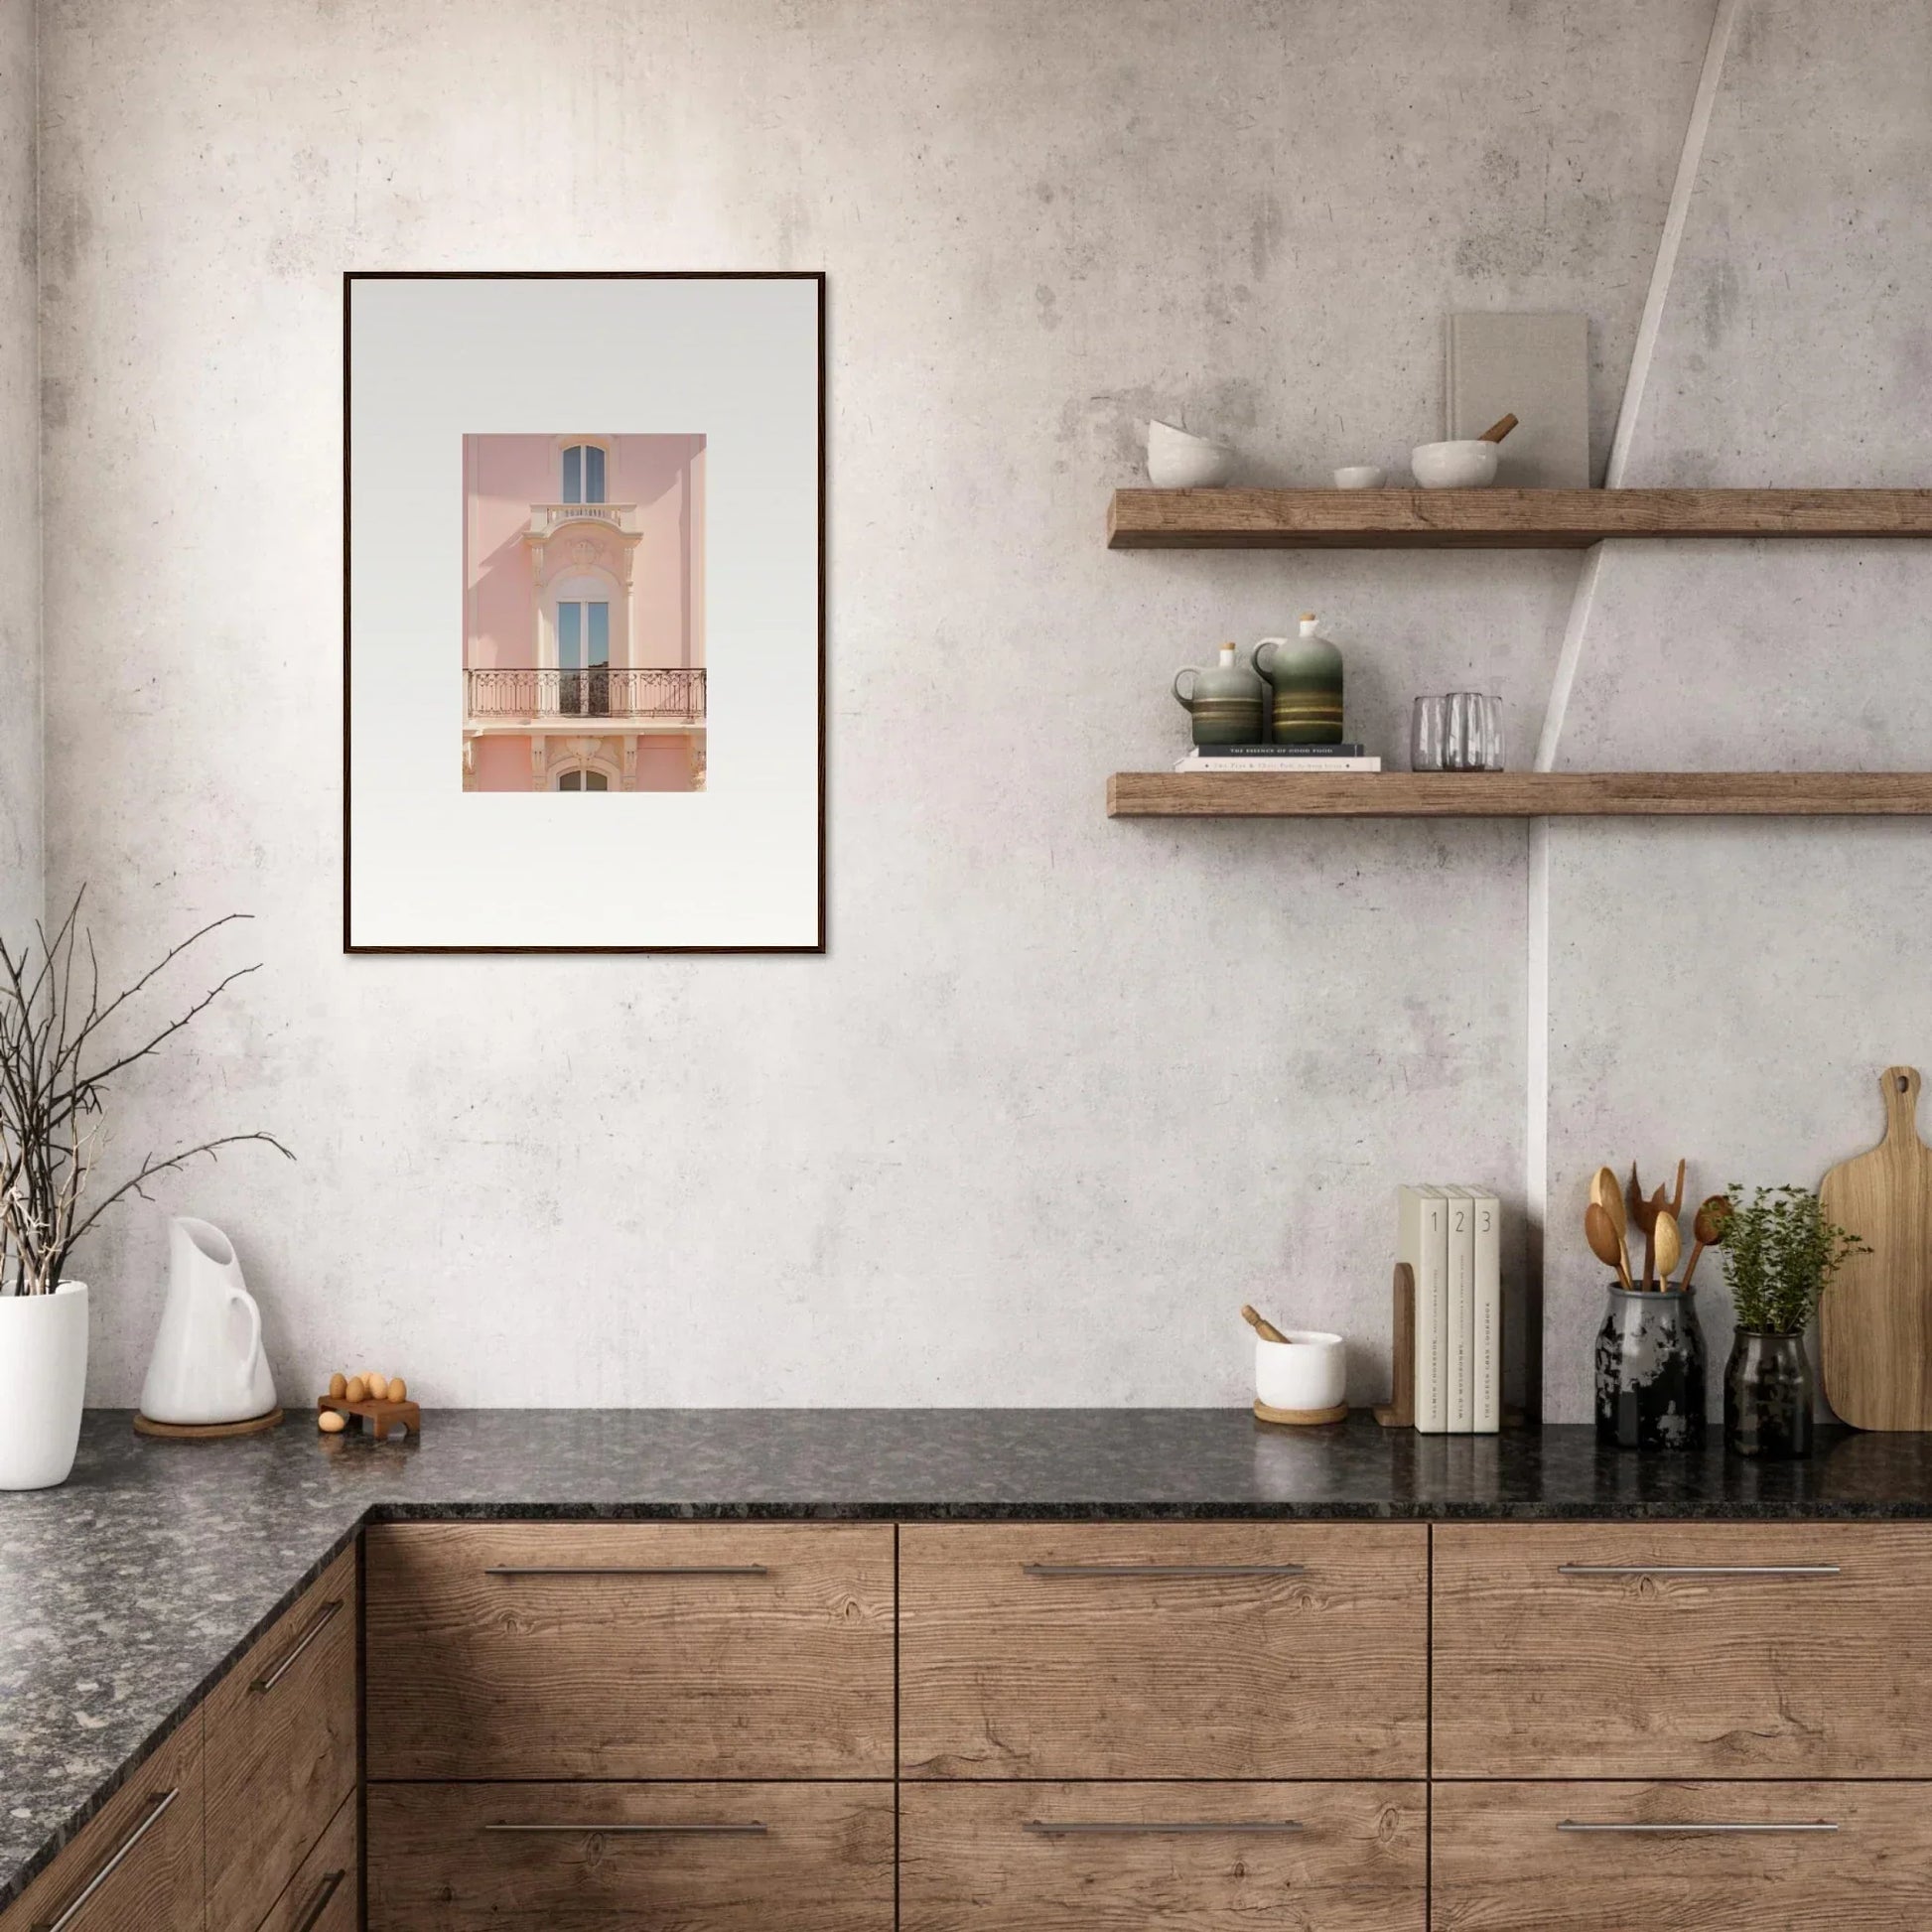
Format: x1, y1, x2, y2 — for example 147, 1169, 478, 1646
21, 0, 1926, 1417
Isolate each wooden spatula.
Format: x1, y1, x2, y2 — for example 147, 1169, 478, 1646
1820, 1067, 1932, 1430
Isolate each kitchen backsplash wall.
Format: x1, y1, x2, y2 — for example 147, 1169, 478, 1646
0, 0, 37, 944
22, 0, 1923, 1414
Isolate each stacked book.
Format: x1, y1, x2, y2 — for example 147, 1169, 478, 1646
1397, 1184, 1501, 1435
1174, 744, 1381, 773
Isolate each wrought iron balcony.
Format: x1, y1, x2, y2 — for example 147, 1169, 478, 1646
466, 666, 706, 722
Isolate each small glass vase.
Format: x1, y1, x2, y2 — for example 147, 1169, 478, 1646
1594, 1282, 1707, 1450
1724, 1330, 1815, 1459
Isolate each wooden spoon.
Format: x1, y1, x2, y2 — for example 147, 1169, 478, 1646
1478, 412, 1519, 444
1669, 1159, 1686, 1219
1241, 1305, 1290, 1344
1589, 1168, 1633, 1281
1679, 1194, 1731, 1291
1586, 1202, 1634, 1290
1653, 1209, 1683, 1288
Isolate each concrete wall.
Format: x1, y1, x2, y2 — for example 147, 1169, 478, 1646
1539, 0, 1932, 1417
0, 0, 36, 945
33, 0, 1908, 1416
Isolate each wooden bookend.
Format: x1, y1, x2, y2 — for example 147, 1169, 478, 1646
1374, 1262, 1416, 1428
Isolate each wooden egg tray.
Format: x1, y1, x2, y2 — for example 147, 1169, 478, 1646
316, 1395, 421, 1440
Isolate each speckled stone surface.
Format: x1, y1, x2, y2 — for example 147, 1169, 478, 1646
6, 1408, 1932, 1905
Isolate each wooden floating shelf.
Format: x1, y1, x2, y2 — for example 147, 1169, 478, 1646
1107, 772, 1932, 818
1107, 487, 1932, 549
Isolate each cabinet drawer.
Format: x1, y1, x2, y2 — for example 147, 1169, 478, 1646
205, 1543, 358, 1932
1432, 1781, 1932, 1930
1433, 1523, 1932, 1776
1, 1714, 203, 1932
901, 1781, 1426, 1930
367, 1780, 894, 1931
900, 1523, 1427, 1777
255, 1788, 355, 1932
365, 1522, 894, 1778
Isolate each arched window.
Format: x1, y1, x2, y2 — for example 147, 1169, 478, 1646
557, 768, 610, 792
561, 443, 606, 505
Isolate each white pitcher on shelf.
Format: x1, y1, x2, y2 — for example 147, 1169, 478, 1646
139, 1217, 276, 1426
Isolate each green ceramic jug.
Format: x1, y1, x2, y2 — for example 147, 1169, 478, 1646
1173, 643, 1265, 746
1250, 615, 1344, 744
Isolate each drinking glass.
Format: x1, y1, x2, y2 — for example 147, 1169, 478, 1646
1410, 697, 1447, 771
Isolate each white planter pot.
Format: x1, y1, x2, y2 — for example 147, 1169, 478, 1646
0, 1281, 89, 1489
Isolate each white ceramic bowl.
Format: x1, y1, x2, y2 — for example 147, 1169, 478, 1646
1332, 465, 1386, 489
1147, 420, 1236, 488
1254, 1330, 1346, 1413
1411, 440, 1499, 488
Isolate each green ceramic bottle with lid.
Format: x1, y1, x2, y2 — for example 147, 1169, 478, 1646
1251, 614, 1344, 744
1173, 642, 1266, 746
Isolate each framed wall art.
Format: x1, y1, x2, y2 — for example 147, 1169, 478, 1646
344, 271, 825, 952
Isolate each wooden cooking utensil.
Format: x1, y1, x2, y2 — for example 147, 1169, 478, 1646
1680, 1194, 1731, 1291
1820, 1066, 1932, 1431
1478, 412, 1519, 444
1590, 1168, 1633, 1281
1241, 1305, 1291, 1345
1653, 1209, 1683, 1288
1670, 1159, 1686, 1218
1586, 1202, 1634, 1290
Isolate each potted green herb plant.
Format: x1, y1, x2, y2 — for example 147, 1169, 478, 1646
1719, 1184, 1867, 1459
1, 893, 290, 1489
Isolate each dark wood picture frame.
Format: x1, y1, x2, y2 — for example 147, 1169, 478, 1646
343, 270, 827, 955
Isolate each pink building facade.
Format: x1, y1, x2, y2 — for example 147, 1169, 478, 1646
462, 434, 706, 792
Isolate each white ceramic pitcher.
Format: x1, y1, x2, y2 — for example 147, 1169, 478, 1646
139, 1217, 276, 1425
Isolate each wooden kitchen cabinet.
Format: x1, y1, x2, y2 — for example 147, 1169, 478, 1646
1432, 1523, 1932, 1777
253, 1789, 356, 1932
900, 1780, 1428, 1930
366, 1779, 895, 1931
0, 1715, 204, 1932
204, 1545, 359, 1932
899, 1522, 1428, 1778
1431, 1780, 1932, 1930
364, 1521, 895, 1779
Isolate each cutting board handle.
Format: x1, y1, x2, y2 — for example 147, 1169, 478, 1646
1880, 1065, 1922, 1144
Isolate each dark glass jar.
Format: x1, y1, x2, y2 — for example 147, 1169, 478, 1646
1724, 1330, 1815, 1459
1594, 1283, 1707, 1450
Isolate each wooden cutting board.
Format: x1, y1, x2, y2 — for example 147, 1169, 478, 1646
1820, 1065, 1932, 1431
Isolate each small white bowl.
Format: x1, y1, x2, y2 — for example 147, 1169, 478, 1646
1254, 1330, 1346, 1413
1147, 420, 1236, 488
1411, 440, 1499, 489
1332, 465, 1386, 489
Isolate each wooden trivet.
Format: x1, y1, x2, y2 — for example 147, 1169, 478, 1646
318, 1395, 421, 1440
1252, 1399, 1350, 1428
134, 1408, 284, 1440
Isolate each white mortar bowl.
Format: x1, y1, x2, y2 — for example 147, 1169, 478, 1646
1254, 1330, 1346, 1413
1411, 440, 1499, 488
1147, 420, 1236, 488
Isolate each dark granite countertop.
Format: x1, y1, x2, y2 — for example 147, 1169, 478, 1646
6, 1407, 1932, 1905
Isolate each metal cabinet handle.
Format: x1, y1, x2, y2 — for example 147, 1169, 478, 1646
1025, 1820, 1303, 1837
31, 1789, 179, 1932
1556, 1565, 1841, 1578
483, 1821, 768, 1836
1559, 1821, 1839, 1835
250, 1599, 344, 1694
290, 1866, 347, 1932
483, 1565, 770, 1578
1021, 1564, 1307, 1580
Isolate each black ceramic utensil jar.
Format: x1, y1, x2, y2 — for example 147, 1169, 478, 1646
1594, 1282, 1707, 1450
